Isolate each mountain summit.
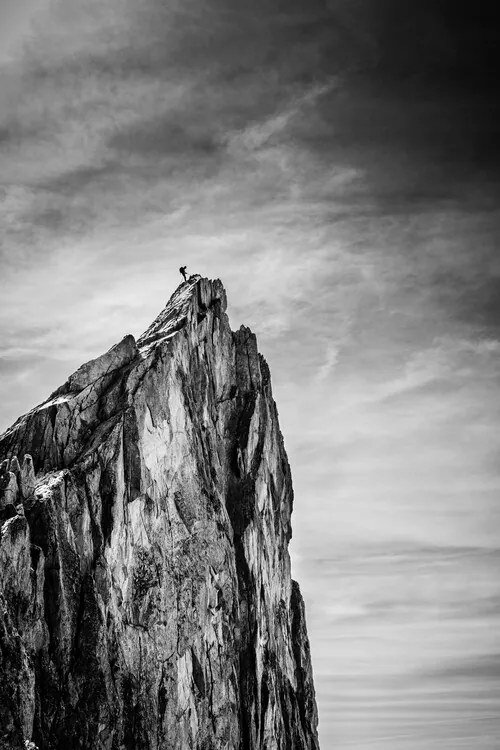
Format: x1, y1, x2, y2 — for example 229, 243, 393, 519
0, 277, 319, 750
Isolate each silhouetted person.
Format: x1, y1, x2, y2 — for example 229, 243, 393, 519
179, 266, 188, 281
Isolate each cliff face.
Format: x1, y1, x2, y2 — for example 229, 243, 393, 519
0, 277, 319, 750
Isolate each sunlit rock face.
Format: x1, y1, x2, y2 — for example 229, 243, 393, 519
0, 277, 319, 750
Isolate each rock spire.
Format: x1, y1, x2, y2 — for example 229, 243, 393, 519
0, 277, 319, 750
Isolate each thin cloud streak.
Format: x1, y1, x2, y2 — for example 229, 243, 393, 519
297, 545, 500, 748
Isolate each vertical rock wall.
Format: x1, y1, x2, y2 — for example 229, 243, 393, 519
0, 278, 319, 750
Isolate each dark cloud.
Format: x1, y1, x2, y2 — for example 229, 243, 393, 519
328, 0, 500, 86
108, 112, 223, 159
451, 275, 500, 330
24, 0, 497, 92
0, 126, 11, 145
37, 163, 116, 193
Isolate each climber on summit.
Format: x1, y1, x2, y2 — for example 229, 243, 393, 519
179, 266, 188, 281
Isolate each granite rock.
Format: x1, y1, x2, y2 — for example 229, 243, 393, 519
0, 277, 319, 750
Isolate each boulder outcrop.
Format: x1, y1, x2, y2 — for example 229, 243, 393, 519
0, 277, 319, 750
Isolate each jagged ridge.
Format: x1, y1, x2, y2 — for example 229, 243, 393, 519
0, 277, 319, 750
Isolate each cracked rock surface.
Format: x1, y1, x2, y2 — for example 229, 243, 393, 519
0, 277, 319, 750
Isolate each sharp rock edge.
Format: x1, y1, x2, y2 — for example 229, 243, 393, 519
0, 277, 319, 750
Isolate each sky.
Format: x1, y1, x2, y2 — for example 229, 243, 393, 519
1, 1, 500, 747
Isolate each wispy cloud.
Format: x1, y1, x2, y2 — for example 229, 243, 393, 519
314, 343, 340, 383
297, 544, 500, 748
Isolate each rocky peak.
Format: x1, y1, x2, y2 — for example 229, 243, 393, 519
137, 275, 226, 353
0, 277, 319, 750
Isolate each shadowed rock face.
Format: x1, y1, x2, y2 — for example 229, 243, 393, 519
0, 277, 319, 750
